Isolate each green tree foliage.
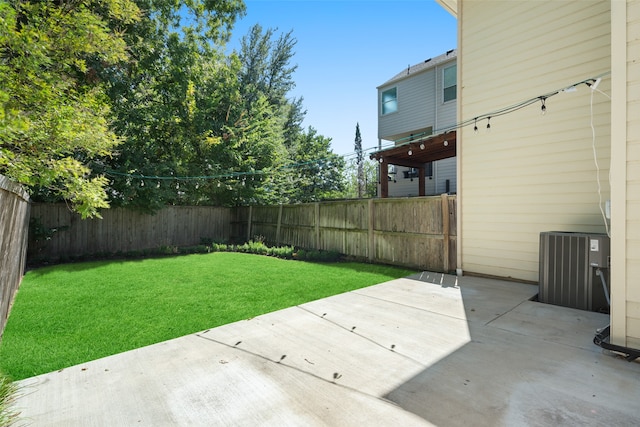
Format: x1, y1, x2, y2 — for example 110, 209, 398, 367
343, 158, 378, 199
238, 24, 297, 109
2, 0, 345, 215
354, 122, 364, 198
288, 127, 346, 203
0, 0, 140, 218
101, 0, 247, 211
105, 17, 344, 210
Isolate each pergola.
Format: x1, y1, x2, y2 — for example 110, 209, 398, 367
369, 130, 457, 198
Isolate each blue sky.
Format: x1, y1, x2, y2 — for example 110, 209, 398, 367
226, 0, 457, 158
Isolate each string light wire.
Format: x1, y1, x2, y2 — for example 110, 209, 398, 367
589, 80, 611, 238
103, 72, 611, 185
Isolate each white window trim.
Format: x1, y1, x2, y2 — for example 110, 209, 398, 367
381, 87, 398, 115
443, 64, 457, 103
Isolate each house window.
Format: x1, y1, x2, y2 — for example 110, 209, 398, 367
443, 65, 457, 102
402, 164, 432, 180
381, 87, 397, 115
403, 168, 419, 179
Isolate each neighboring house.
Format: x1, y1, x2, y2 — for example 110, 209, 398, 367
377, 50, 457, 197
436, 0, 639, 351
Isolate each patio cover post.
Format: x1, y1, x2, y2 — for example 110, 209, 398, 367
380, 161, 389, 198
419, 167, 426, 196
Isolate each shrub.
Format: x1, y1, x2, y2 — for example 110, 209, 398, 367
0, 371, 20, 426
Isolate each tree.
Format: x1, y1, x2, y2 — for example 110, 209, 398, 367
100, 0, 247, 211
343, 158, 377, 199
104, 18, 343, 209
237, 24, 297, 110
0, 0, 140, 218
354, 123, 364, 198
288, 127, 345, 203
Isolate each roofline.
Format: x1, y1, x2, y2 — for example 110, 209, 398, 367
376, 50, 457, 89
436, 0, 457, 18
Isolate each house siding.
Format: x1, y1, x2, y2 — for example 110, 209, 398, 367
378, 57, 457, 141
458, 0, 611, 282
379, 69, 436, 141
435, 157, 456, 194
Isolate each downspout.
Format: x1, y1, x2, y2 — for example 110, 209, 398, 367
455, 2, 463, 277
594, 326, 640, 362
434, 64, 439, 195
377, 138, 382, 197
592, 268, 640, 361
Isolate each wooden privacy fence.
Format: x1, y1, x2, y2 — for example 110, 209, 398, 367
29, 195, 456, 273
0, 175, 30, 339
233, 195, 456, 272
30, 204, 232, 261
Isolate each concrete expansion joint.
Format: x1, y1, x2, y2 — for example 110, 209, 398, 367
484, 300, 528, 327
352, 290, 465, 323
297, 305, 425, 367
194, 330, 401, 405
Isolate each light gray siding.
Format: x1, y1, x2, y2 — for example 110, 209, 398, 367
435, 157, 456, 194
387, 158, 456, 197
378, 56, 457, 141
379, 69, 436, 141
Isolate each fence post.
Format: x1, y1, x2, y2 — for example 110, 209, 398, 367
247, 206, 253, 242
441, 194, 450, 272
368, 199, 375, 262
0, 175, 30, 339
275, 204, 283, 245
315, 202, 320, 250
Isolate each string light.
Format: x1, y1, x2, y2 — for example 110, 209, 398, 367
540, 97, 547, 115
100, 73, 610, 180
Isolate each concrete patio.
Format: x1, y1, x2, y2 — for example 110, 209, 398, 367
14, 272, 640, 426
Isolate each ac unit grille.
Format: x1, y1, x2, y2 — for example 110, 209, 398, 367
538, 232, 609, 312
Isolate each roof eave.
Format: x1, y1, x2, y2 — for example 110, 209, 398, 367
436, 0, 458, 18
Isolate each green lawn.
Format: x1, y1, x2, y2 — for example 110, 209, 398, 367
0, 252, 414, 380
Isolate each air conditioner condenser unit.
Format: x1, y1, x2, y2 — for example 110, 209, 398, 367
538, 231, 609, 312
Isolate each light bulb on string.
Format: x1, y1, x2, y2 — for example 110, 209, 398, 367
486, 117, 491, 132
474, 118, 478, 133
408, 147, 413, 156
379, 157, 384, 164
419, 142, 425, 150
140, 180, 144, 187
540, 97, 547, 115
